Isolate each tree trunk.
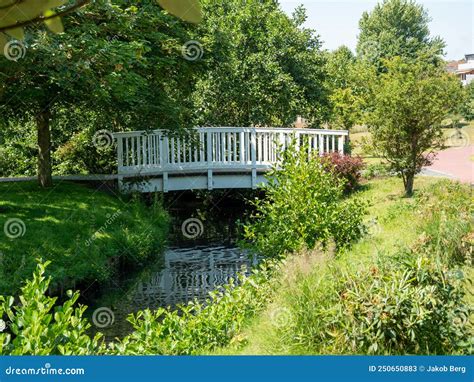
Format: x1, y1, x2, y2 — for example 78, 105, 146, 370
37, 109, 53, 188
405, 173, 414, 197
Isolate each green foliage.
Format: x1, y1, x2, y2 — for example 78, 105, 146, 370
0, 182, 169, 295
0, 0, 200, 185
243, 144, 367, 257
365, 57, 464, 195
270, 180, 473, 355
356, 0, 445, 69
192, 1, 330, 127
325, 46, 361, 129
0, 0, 202, 50
0, 121, 37, 177
324, 47, 376, 129
333, 251, 471, 354
461, 82, 474, 121
362, 162, 392, 179
0, 261, 104, 355
416, 181, 473, 266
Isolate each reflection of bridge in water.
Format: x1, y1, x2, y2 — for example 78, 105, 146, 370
131, 246, 258, 309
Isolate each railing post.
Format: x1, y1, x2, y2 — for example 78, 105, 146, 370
117, 136, 124, 191
240, 131, 245, 164
318, 134, 324, 155
163, 135, 169, 192
338, 135, 345, 154
206, 131, 213, 190
251, 129, 257, 189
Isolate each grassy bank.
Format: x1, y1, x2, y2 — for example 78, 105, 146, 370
213, 176, 473, 355
0, 181, 169, 295
1, 176, 471, 355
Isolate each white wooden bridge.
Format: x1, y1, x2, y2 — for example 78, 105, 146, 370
114, 127, 348, 193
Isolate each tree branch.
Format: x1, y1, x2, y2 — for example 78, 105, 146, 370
0, 0, 90, 33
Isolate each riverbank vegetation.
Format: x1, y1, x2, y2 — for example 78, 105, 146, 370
0, 182, 168, 295
218, 178, 473, 355
1, 176, 471, 355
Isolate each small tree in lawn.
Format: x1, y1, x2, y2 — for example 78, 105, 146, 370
366, 57, 463, 196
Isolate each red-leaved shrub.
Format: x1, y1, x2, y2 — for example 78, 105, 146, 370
322, 153, 364, 193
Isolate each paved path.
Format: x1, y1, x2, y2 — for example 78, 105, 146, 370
422, 145, 473, 184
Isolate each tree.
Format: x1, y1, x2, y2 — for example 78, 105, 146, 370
366, 57, 463, 196
191, 1, 330, 127
0, 0, 197, 187
356, 0, 445, 69
324, 46, 359, 130
461, 82, 474, 121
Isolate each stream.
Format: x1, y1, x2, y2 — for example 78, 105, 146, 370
87, 190, 259, 340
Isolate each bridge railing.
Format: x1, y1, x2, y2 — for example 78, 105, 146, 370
114, 127, 348, 176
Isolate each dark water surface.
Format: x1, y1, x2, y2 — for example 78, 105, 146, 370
88, 191, 260, 339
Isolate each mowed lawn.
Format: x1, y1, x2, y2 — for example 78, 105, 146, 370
0, 181, 168, 295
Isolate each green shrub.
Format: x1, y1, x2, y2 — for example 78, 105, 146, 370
273, 180, 473, 355
415, 181, 473, 266
53, 127, 116, 175
243, 144, 367, 256
336, 251, 471, 354
461, 82, 474, 121
0, 261, 104, 355
363, 162, 392, 179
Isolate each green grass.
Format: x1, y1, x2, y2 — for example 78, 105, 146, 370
0, 181, 169, 295
211, 176, 472, 355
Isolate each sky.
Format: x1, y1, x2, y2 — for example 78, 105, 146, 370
279, 0, 473, 60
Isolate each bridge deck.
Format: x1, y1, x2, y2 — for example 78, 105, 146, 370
114, 127, 348, 192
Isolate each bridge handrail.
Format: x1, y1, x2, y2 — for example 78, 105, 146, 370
113, 127, 349, 138
114, 127, 349, 181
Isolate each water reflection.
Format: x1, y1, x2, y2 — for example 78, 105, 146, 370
132, 245, 258, 310
90, 245, 258, 339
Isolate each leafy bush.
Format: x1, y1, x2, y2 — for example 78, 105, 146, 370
416, 181, 473, 266
461, 82, 474, 121
336, 251, 471, 354
273, 180, 473, 355
0, 261, 104, 355
53, 127, 116, 175
243, 145, 367, 256
321, 152, 364, 192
